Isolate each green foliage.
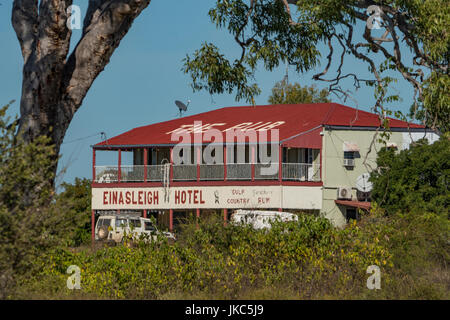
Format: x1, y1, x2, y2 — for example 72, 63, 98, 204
184, 0, 449, 131
183, 0, 321, 103
0, 102, 56, 210
421, 72, 450, 133
52, 178, 92, 247
268, 80, 330, 104
15, 209, 449, 300
408, 72, 449, 134
0, 101, 58, 297
370, 138, 449, 217
183, 43, 261, 103
17, 214, 382, 298
0, 102, 92, 297
352, 207, 449, 299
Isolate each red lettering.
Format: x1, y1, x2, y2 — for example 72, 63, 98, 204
175, 190, 180, 204
187, 190, 193, 203
200, 190, 205, 204
138, 191, 143, 205
147, 191, 152, 204
112, 191, 118, 204
103, 191, 108, 205
119, 192, 124, 205
193, 190, 199, 204
181, 191, 186, 204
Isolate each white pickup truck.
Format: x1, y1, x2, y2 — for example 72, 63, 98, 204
95, 214, 176, 244
230, 209, 298, 229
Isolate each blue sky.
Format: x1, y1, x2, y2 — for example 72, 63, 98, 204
0, 1, 416, 187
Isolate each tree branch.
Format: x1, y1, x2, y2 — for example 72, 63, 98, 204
60, 0, 152, 124
36, 0, 73, 62
83, 0, 110, 35
280, 0, 298, 26
12, 0, 38, 63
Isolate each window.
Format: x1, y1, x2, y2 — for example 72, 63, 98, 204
344, 151, 355, 160
101, 219, 111, 227
343, 151, 356, 167
115, 218, 128, 228
129, 219, 141, 228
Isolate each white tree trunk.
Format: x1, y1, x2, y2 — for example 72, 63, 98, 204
12, 0, 152, 177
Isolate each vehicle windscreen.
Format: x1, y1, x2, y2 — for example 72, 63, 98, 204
144, 222, 156, 232
115, 218, 128, 228
129, 219, 141, 228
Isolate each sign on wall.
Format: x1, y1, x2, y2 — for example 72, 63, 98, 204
92, 186, 322, 210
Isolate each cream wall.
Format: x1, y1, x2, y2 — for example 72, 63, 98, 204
320, 128, 439, 227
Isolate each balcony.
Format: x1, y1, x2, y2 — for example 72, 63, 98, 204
282, 163, 321, 182
227, 163, 251, 180
94, 163, 320, 183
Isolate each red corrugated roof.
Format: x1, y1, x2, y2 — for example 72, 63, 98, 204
95, 103, 424, 147
281, 126, 323, 148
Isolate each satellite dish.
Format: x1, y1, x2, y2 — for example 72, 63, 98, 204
356, 173, 373, 193
175, 99, 190, 117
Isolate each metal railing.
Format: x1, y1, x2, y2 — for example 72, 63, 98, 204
148, 164, 165, 182
282, 163, 320, 182
254, 163, 279, 180
95, 166, 119, 183
173, 164, 197, 181
94, 163, 321, 183
226, 163, 251, 180
200, 164, 224, 180
120, 165, 145, 182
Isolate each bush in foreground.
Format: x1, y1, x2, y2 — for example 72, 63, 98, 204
14, 209, 449, 300
370, 138, 449, 217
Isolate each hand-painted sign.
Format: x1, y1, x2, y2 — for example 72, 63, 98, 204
92, 186, 322, 210
165, 121, 285, 135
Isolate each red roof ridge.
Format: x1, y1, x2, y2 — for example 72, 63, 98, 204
94, 103, 427, 147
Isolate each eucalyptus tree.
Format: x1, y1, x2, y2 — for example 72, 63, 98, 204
268, 80, 330, 104
11, 0, 151, 178
184, 0, 449, 133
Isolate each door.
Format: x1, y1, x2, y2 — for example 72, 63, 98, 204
299, 148, 306, 181
307, 149, 320, 181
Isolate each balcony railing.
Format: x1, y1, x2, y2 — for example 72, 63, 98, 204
226, 163, 251, 180
121, 165, 145, 182
148, 164, 165, 182
95, 166, 119, 183
173, 164, 196, 181
282, 163, 321, 182
200, 164, 225, 180
94, 163, 320, 183
254, 163, 279, 180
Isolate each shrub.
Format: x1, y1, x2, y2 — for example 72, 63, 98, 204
370, 137, 449, 217
17, 213, 399, 299
0, 102, 58, 298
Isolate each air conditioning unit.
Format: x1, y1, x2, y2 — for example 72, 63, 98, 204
337, 187, 352, 200
343, 159, 355, 167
